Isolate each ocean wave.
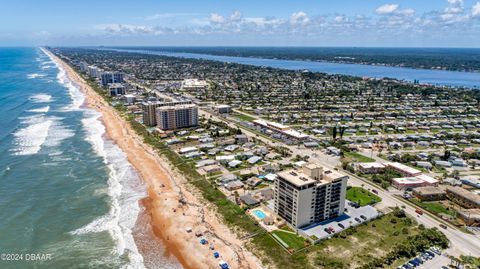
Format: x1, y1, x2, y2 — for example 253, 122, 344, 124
43, 116, 75, 148
11, 115, 52, 156
29, 93, 52, 103
27, 106, 50, 113
48, 55, 85, 111
71, 110, 146, 269
27, 73, 47, 79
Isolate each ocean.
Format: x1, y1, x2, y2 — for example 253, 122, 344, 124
0, 48, 178, 269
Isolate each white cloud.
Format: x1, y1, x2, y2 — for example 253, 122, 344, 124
95, 24, 161, 35
290, 11, 310, 25
473, 2, 480, 17
230, 11, 242, 22
376, 4, 399, 15
209, 13, 226, 24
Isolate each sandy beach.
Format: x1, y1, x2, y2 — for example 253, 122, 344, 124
45, 49, 263, 269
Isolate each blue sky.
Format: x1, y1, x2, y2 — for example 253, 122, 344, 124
1, 0, 480, 47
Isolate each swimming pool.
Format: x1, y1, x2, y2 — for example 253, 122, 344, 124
253, 209, 267, 219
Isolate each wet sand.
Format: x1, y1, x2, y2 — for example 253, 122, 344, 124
45, 49, 263, 269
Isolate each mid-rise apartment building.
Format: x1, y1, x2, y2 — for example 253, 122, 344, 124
274, 163, 348, 228
156, 104, 198, 130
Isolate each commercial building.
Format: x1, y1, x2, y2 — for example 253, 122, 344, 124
274, 163, 348, 228
412, 186, 446, 201
216, 104, 232, 114
457, 209, 480, 226
386, 162, 422, 177
101, 71, 124, 86
356, 162, 386, 174
155, 104, 198, 130
253, 119, 309, 141
182, 78, 208, 90
446, 187, 480, 209
392, 174, 438, 190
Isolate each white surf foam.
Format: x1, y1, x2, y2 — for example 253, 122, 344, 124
42, 48, 146, 269
29, 93, 52, 103
27, 106, 50, 113
27, 73, 47, 79
11, 115, 53, 156
70, 110, 146, 269
50, 57, 85, 111
43, 116, 75, 148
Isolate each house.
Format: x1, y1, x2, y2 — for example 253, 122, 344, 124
224, 180, 244, 191
228, 160, 243, 168
416, 161, 433, 170
235, 134, 248, 145
435, 160, 452, 168
264, 173, 277, 182
259, 188, 274, 200
219, 174, 237, 184
179, 146, 197, 154
326, 146, 341, 156
239, 194, 260, 207
202, 164, 222, 175
246, 177, 262, 188
304, 141, 319, 148
247, 156, 262, 165
224, 145, 239, 152
195, 159, 216, 168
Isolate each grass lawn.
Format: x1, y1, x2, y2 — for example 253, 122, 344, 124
311, 213, 420, 269
410, 199, 456, 217
271, 229, 307, 251
234, 112, 257, 122
346, 186, 382, 206
344, 151, 375, 163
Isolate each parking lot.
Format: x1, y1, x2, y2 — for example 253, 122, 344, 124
397, 247, 449, 269
300, 201, 380, 240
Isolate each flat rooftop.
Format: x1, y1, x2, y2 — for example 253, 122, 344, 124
277, 168, 347, 187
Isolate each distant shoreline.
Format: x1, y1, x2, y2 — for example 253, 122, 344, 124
104, 46, 480, 74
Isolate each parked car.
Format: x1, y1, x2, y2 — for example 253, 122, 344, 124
354, 217, 361, 223
415, 209, 424, 215
338, 223, 345, 229
360, 215, 367, 220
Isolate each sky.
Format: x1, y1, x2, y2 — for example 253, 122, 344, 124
1, 0, 480, 47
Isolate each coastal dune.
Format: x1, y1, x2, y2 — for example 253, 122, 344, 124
45, 49, 263, 269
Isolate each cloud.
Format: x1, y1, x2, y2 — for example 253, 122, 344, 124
95, 24, 162, 35
290, 11, 310, 25
209, 13, 226, 24
473, 2, 480, 17
376, 4, 399, 15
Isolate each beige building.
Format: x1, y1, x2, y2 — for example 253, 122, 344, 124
155, 104, 198, 130
274, 163, 348, 228
446, 186, 480, 209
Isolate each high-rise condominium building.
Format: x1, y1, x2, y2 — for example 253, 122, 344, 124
274, 163, 348, 228
101, 72, 124, 86
155, 104, 198, 130
141, 100, 193, 126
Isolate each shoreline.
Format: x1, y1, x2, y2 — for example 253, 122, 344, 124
45, 49, 263, 269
